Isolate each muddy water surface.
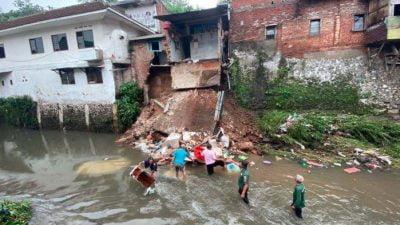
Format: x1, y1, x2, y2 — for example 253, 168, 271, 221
1, 125, 400, 225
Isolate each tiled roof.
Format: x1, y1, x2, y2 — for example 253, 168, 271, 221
0, 2, 108, 31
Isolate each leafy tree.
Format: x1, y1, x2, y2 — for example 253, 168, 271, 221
162, 0, 195, 13
218, 0, 229, 4
0, 0, 47, 23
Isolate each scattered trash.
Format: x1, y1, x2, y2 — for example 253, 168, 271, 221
333, 163, 341, 167
353, 159, 361, 166
377, 156, 392, 166
344, 167, 360, 174
338, 152, 346, 158
366, 163, 378, 170
306, 160, 324, 168
354, 148, 364, 155
299, 160, 308, 167
250, 161, 256, 166
275, 156, 282, 161
263, 160, 272, 165
226, 163, 240, 172
238, 155, 248, 161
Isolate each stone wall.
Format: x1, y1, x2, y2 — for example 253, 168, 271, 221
38, 103, 116, 132
231, 45, 400, 110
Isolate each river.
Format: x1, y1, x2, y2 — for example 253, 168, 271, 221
0, 125, 399, 225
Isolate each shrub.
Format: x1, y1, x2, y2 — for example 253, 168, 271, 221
116, 82, 143, 132
338, 116, 400, 146
0, 96, 38, 128
0, 200, 32, 225
287, 114, 332, 148
230, 59, 252, 108
258, 110, 290, 136
265, 79, 370, 114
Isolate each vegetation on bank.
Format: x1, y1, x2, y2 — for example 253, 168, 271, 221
230, 58, 400, 164
0, 200, 32, 225
116, 82, 143, 132
0, 96, 38, 129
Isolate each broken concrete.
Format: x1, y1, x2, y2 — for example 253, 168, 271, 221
171, 60, 221, 89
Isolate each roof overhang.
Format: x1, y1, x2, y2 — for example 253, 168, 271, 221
129, 33, 164, 41
113, 0, 155, 8
0, 7, 154, 37
154, 5, 228, 24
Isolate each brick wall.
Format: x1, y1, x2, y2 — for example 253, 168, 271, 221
131, 40, 154, 89
230, 0, 368, 57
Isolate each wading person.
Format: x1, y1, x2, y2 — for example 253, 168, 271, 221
139, 156, 158, 195
202, 144, 225, 175
238, 160, 250, 204
291, 174, 306, 219
171, 144, 192, 180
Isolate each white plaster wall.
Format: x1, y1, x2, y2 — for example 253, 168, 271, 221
125, 5, 159, 32
0, 16, 146, 104
190, 30, 219, 61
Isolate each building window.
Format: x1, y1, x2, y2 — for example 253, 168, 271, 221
353, 15, 365, 31
310, 19, 321, 36
76, 30, 94, 49
266, 25, 277, 40
0, 44, 5, 58
9, 80, 13, 85
395, 4, 400, 16
52, 33, 68, 51
148, 41, 161, 52
86, 68, 103, 84
1, 81, 4, 86
29, 37, 44, 54
59, 69, 75, 85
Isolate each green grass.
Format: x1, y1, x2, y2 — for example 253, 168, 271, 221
258, 111, 290, 136
0, 200, 32, 225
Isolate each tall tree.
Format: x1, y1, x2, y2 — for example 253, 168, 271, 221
162, 0, 194, 14
0, 0, 47, 23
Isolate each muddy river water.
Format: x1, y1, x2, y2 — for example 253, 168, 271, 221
1, 125, 400, 225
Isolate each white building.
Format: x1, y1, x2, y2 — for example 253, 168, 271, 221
113, 0, 167, 33
0, 2, 154, 131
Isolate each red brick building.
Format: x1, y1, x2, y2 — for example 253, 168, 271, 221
230, 0, 368, 57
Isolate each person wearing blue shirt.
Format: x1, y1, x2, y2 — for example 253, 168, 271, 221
171, 144, 192, 180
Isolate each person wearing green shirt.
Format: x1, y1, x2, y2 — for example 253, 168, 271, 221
238, 160, 250, 204
291, 174, 305, 219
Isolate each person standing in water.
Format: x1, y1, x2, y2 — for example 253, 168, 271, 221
171, 144, 192, 180
238, 160, 250, 204
291, 174, 306, 219
139, 156, 158, 195
202, 144, 225, 175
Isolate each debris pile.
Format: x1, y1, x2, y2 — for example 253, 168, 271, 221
116, 90, 263, 163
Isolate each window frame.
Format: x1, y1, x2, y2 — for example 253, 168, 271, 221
51, 33, 69, 52
85, 67, 103, 84
352, 14, 365, 32
76, 30, 95, 49
265, 25, 277, 40
29, 37, 45, 54
0, 43, 5, 58
309, 19, 321, 36
394, 4, 400, 16
148, 40, 162, 52
59, 69, 75, 85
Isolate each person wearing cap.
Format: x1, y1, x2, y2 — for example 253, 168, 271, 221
202, 143, 225, 175
238, 160, 250, 204
171, 144, 192, 180
291, 174, 306, 219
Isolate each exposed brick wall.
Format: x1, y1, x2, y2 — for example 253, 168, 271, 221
230, 0, 368, 57
131, 40, 154, 88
